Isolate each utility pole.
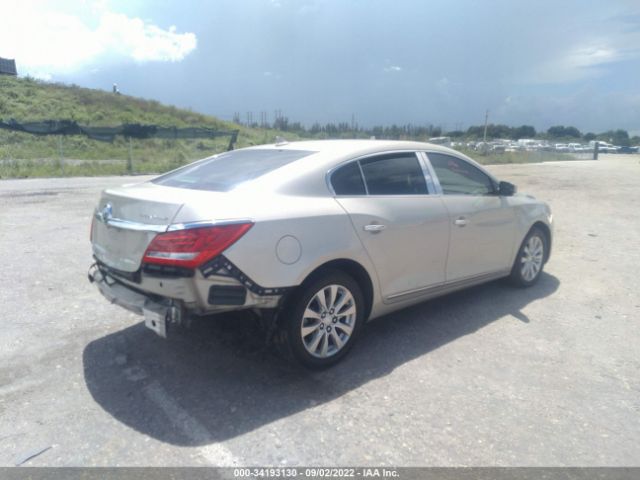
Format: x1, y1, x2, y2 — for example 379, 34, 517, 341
58, 136, 65, 175
127, 137, 133, 174
483, 109, 489, 142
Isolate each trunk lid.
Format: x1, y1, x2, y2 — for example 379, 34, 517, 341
91, 184, 184, 272
91, 182, 263, 272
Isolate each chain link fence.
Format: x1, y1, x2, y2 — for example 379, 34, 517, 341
0, 119, 239, 177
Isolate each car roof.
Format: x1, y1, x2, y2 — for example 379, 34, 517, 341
249, 138, 490, 175
235, 139, 494, 196
244, 138, 457, 158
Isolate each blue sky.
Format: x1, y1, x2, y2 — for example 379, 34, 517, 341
2, 0, 640, 134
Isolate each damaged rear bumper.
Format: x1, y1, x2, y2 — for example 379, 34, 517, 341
88, 263, 183, 337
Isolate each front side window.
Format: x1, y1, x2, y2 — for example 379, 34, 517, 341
428, 153, 495, 195
360, 153, 428, 195
153, 149, 315, 191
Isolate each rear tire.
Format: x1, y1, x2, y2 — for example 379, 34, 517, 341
277, 270, 364, 369
509, 227, 547, 287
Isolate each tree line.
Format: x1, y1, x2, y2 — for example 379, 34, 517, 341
238, 116, 638, 146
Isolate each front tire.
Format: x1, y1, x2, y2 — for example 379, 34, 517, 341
509, 227, 547, 287
278, 270, 364, 369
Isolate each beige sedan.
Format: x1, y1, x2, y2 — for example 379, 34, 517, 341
89, 140, 553, 368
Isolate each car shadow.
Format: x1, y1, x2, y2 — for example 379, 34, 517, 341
83, 273, 559, 446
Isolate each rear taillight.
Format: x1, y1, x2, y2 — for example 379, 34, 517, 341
142, 223, 253, 269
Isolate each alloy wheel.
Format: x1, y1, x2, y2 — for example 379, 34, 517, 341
520, 234, 544, 282
300, 284, 356, 358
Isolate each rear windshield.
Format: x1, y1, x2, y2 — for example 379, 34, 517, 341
152, 149, 315, 191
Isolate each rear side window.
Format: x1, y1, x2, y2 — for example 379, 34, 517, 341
153, 149, 314, 191
331, 162, 366, 195
360, 153, 428, 195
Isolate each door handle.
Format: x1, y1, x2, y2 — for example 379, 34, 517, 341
364, 223, 386, 233
454, 217, 468, 227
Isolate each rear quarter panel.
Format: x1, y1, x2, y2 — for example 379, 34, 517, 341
217, 195, 380, 296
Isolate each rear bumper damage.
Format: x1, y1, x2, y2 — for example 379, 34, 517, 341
88, 263, 183, 337
88, 258, 291, 337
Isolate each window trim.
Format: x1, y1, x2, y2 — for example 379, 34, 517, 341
423, 150, 499, 196
326, 150, 437, 197
356, 161, 370, 195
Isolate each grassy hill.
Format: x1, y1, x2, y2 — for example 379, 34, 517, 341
0, 76, 583, 178
0, 76, 294, 177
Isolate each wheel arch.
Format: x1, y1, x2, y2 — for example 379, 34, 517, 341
290, 258, 375, 321
530, 221, 552, 263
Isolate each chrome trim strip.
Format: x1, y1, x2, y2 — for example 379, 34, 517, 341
94, 213, 168, 233
356, 160, 370, 195
418, 151, 443, 195
167, 218, 253, 231
385, 269, 510, 302
416, 151, 439, 195
95, 214, 253, 233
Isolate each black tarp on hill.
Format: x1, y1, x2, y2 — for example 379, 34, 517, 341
0, 119, 239, 149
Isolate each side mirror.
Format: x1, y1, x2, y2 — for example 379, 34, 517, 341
498, 181, 516, 196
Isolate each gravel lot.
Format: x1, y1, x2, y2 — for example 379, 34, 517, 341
1, 154, 639, 466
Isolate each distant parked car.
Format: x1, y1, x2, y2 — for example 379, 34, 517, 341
616, 146, 639, 154
89, 140, 553, 368
590, 141, 618, 153
567, 143, 585, 153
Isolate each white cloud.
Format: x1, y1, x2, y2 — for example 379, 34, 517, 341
384, 65, 402, 72
262, 71, 282, 79
0, 1, 197, 79
568, 45, 622, 69
528, 44, 624, 84
523, 29, 640, 84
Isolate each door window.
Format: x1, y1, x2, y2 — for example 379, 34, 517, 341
360, 153, 428, 195
331, 161, 366, 195
428, 153, 495, 195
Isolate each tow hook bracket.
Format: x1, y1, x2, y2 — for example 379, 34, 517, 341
142, 301, 185, 338
143, 303, 168, 338
87, 263, 99, 283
